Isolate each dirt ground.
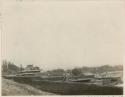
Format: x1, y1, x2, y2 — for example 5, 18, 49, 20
2, 78, 56, 96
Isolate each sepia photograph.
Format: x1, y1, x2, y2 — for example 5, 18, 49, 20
1, 0, 124, 96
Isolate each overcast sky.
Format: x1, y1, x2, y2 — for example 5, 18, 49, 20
2, 0, 125, 70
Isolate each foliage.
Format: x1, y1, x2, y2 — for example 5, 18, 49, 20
81, 65, 123, 73
47, 69, 65, 76
2, 60, 20, 75
71, 68, 82, 76
2, 59, 123, 76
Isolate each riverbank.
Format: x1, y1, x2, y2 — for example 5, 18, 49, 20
2, 78, 55, 96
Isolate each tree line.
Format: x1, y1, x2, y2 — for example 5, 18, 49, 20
2, 60, 123, 76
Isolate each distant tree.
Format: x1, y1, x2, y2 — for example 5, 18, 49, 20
81, 65, 123, 74
2, 60, 19, 75
19, 64, 24, 71
113, 65, 123, 71
47, 69, 65, 76
66, 69, 72, 74
71, 68, 82, 76
2, 60, 8, 75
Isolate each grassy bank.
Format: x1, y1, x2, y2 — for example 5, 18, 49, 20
2, 78, 55, 96
33, 80, 123, 95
